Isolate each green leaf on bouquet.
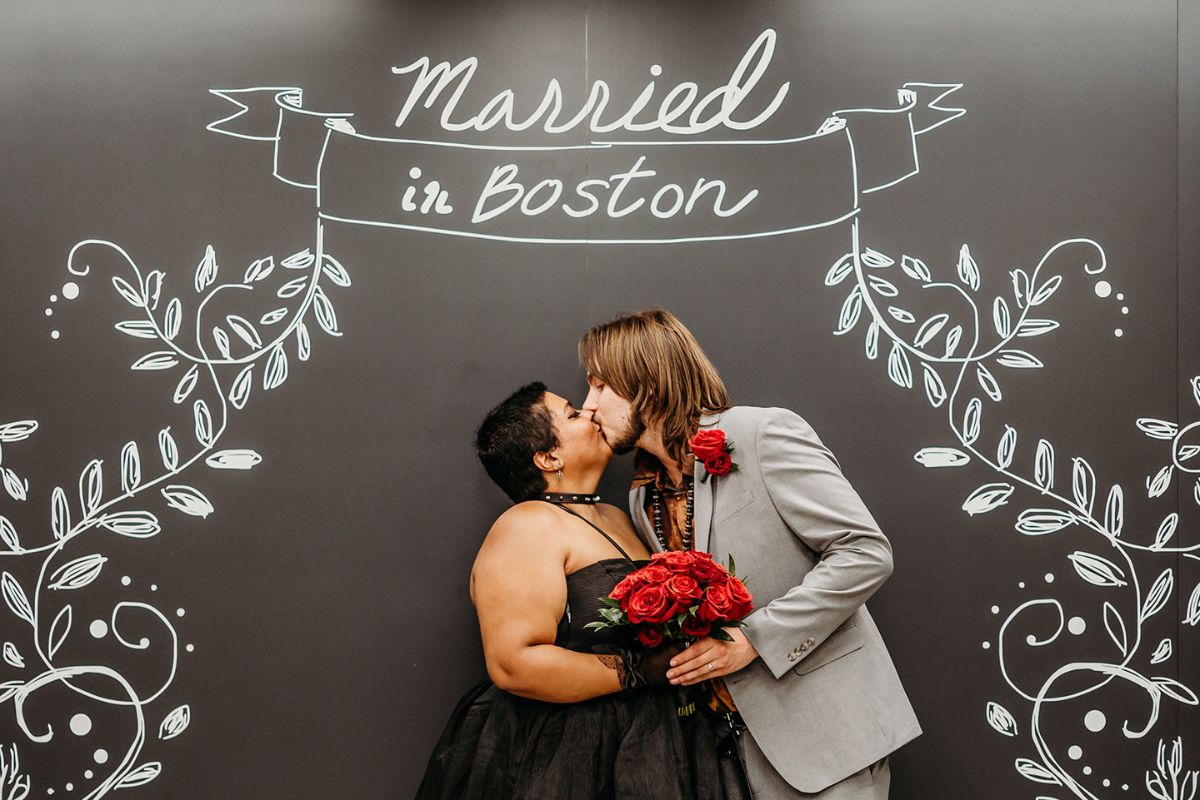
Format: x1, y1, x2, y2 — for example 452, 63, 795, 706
727, 553, 737, 575
599, 596, 622, 608
588, 618, 624, 633
710, 627, 735, 643
599, 607, 625, 624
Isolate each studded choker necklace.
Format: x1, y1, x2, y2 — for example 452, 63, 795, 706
541, 492, 602, 504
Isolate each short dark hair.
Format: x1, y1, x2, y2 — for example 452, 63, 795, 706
475, 381, 558, 503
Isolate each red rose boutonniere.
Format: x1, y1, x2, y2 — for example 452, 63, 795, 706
688, 429, 738, 481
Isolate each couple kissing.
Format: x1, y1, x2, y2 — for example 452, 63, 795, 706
416, 308, 920, 800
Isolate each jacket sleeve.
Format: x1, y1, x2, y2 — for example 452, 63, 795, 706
739, 407, 894, 679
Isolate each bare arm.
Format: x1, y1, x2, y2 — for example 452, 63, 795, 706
472, 505, 627, 703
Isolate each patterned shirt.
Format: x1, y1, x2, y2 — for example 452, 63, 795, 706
632, 450, 739, 714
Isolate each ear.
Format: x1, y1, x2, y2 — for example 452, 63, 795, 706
532, 449, 562, 473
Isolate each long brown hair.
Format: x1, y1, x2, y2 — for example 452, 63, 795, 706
578, 308, 730, 464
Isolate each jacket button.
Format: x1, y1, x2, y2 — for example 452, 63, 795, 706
805, 637, 815, 646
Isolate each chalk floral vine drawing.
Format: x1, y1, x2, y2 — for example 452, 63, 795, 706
826, 220, 1198, 798
1146, 738, 1198, 800
0, 224, 347, 797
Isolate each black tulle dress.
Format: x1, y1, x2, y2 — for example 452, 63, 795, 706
415, 507, 749, 800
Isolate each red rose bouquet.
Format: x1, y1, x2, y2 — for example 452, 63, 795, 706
585, 551, 753, 647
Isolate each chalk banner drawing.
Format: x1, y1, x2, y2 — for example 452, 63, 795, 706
207, 29, 965, 244
824, 224, 1199, 797
1, 227, 350, 797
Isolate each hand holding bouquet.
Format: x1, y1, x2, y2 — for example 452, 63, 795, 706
586, 551, 752, 648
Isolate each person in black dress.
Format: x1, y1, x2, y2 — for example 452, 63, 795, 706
415, 382, 748, 800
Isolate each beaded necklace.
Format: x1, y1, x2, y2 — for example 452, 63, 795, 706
650, 480, 695, 551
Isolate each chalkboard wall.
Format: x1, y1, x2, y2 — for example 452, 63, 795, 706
1, 1, 1196, 798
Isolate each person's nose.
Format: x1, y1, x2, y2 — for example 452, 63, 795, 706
581, 386, 600, 413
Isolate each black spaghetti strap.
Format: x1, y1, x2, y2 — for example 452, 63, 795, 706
544, 502, 634, 562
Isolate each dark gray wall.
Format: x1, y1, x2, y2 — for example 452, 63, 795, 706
0, 2, 1194, 798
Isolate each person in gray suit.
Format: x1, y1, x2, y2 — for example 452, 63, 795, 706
579, 308, 921, 799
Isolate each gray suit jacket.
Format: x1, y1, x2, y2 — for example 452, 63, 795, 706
629, 406, 921, 793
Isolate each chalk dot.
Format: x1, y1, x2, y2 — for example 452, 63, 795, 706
93, 749, 109, 765
50, 294, 58, 302
47, 789, 54, 796
51, 330, 60, 340
1122, 785, 1129, 791
139, 637, 149, 647
408, 167, 422, 180
151, 584, 158, 592
982, 641, 991, 649
991, 605, 1000, 614
650, 64, 663, 77
1121, 306, 1129, 314
1084, 709, 1106, 732
1026, 634, 1037, 645
45, 308, 53, 316
70, 713, 92, 735
1068, 745, 1083, 760
1094, 281, 1112, 298
1103, 779, 1111, 787
1068, 616, 1086, 635
1018, 581, 1026, 589
176, 608, 185, 618
1117, 292, 1125, 300
62, 281, 80, 300
84, 770, 93, 779
121, 576, 131, 586
1045, 573, 1055, 583
66, 783, 73, 791
1083, 766, 1093, 775
1114, 329, 1123, 337
89, 620, 108, 638
185, 643, 195, 653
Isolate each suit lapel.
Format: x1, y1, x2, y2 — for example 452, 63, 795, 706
692, 459, 714, 554
691, 411, 721, 555
629, 484, 663, 553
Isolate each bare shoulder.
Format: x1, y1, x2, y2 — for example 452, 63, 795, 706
495, 499, 561, 527
475, 501, 566, 567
